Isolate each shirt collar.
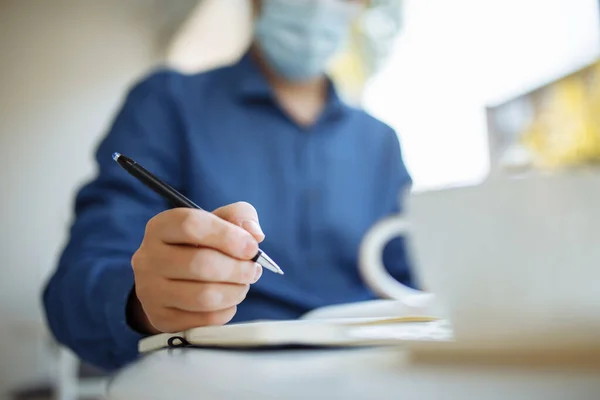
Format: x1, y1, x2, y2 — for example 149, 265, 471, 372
231, 51, 273, 100
229, 50, 348, 120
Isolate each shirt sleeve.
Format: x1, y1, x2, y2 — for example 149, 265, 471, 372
42, 70, 185, 371
380, 128, 417, 289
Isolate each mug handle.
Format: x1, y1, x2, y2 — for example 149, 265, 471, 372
358, 215, 424, 300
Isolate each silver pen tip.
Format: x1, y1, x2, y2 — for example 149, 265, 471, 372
256, 252, 284, 275
112, 152, 121, 161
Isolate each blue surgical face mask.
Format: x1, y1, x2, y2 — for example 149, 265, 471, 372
255, 0, 360, 82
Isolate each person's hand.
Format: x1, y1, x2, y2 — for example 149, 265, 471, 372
127, 202, 265, 334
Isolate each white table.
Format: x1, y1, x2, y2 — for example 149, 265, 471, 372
107, 346, 600, 399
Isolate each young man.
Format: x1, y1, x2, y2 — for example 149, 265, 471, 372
43, 0, 413, 371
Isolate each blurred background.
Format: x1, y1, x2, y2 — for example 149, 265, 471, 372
0, 0, 599, 398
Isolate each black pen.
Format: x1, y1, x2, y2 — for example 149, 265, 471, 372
112, 152, 284, 275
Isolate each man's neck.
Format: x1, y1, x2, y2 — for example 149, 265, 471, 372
251, 46, 329, 127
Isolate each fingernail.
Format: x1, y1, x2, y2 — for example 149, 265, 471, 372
241, 220, 265, 239
243, 239, 258, 258
253, 264, 263, 283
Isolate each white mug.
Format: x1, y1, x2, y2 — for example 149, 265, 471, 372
359, 171, 600, 348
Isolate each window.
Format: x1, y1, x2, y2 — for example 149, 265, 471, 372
363, 0, 600, 191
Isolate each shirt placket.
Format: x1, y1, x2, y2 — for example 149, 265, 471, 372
302, 128, 323, 269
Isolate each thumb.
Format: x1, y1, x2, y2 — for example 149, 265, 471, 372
213, 201, 265, 242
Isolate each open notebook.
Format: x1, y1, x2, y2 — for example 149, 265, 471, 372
139, 299, 452, 353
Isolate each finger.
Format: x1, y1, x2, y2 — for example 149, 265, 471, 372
160, 280, 251, 313
148, 306, 238, 333
147, 208, 258, 260
158, 246, 263, 284
213, 201, 265, 242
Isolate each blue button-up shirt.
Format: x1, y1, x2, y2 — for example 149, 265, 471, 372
43, 52, 413, 371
